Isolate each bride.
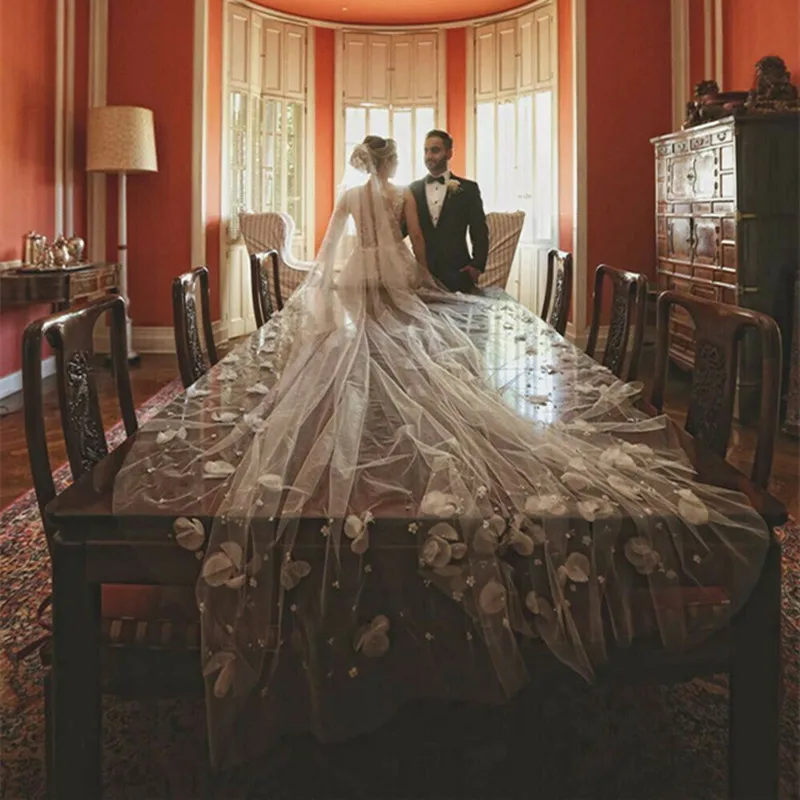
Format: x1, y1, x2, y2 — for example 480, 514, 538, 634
117, 135, 770, 767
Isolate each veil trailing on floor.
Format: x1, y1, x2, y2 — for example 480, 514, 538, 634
113, 141, 769, 768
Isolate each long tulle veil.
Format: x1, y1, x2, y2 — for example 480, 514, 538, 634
112, 141, 769, 768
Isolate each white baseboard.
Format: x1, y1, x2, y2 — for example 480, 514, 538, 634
93, 320, 229, 354
0, 356, 56, 400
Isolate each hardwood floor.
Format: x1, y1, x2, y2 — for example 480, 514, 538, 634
0, 353, 179, 508
0, 344, 797, 517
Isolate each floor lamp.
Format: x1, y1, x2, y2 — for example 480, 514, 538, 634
87, 106, 158, 363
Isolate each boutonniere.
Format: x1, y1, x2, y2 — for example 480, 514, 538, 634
445, 178, 462, 194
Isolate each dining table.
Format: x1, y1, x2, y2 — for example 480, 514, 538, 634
46, 289, 787, 800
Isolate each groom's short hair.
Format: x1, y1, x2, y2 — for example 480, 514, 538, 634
425, 129, 453, 150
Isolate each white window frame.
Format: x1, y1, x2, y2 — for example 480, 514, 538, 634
467, 0, 558, 313
334, 29, 448, 191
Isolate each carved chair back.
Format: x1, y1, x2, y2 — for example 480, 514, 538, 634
585, 264, 649, 381
542, 249, 573, 336
250, 250, 278, 327
22, 295, 137, 549
652, 290, 782, 489
172, 266, 218, 388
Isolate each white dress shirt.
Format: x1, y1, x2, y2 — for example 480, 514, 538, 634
425, 170, 450, 227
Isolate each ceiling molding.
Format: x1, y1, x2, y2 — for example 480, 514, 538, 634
232, 0, 549, 31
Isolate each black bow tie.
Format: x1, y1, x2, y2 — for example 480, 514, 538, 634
426, 175, 446, 185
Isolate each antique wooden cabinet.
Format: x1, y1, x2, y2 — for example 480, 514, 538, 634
652, 114, 799, 423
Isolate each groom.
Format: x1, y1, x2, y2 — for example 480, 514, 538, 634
409, 130, 488, 293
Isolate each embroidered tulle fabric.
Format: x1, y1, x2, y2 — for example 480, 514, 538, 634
113, 152, 769, 767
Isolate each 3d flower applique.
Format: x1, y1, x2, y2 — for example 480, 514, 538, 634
524, 494, 568, 517
247, 382, 269, 395
420, 490, 459, 518
156, 426, 187, 445
577, 497, 616, 522
506, 517, 536, 556
188, 386, 211, 398
621, 441, 654, 458
257, 473, 283, 493
204, 651, 237, 698
607, 474, 643, 500
557, 552, 591, 587
280, 558, 311, 590
623, 537, 661, 575
676, 489, 709, 526
599, 446, 636, 471
345, 513, 372, 554
353, 615, 391, 658
221, 353, 240, 365
421, 522, 460, 567
203, 460, 236, 479
202, 541, 247, 588
173, 517, 205, 551
218, 368, 238, 382
478, 580, 507, 615
211, 411, 239, 423
561, 471, 591, 492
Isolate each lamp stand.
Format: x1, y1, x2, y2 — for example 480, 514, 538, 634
117, 172, 139, 364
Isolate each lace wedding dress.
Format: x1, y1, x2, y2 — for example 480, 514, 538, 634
113, 166, 769, 768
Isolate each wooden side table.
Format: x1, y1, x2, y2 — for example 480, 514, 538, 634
0, 262, 119, 309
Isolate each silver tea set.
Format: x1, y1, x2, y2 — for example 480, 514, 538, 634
23, 232, 86, 269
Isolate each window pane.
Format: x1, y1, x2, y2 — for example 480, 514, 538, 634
496, 101, 515, 211
344, 106, 367, 189
393, 109, 413, 186
229, 90, 248, 237
475, 102, 495, 209
516, 94, 534, 242
286, 102, 303, 234
368, 107, 390, 138
415, 107, 435, 180
534, 90, 553, 241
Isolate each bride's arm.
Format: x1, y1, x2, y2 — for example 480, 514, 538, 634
403, 189, 428, 269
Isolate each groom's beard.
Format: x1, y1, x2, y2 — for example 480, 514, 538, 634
425, 157, 448, 175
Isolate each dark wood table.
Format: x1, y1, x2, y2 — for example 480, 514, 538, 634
0, 262, 119, 308
47, 293, 786, 799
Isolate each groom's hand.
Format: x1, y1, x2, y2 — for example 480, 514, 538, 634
460, 265, 480, 283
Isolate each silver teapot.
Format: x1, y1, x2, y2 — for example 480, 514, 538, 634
50, 235, 71, 267
66, 235, 85, 263
23, 232, 48, 266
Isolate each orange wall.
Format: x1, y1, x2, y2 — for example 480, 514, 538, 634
106, 0, 195, 328
723, 0, 799, 90
446, 28, 468, 176
314, 28, 336, 253
0, 0, 58, 377
584, 0, 672, 321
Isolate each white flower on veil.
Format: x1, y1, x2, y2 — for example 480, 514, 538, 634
353, 615, 391, 658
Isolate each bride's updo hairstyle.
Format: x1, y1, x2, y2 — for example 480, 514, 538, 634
349, 135, 397, 174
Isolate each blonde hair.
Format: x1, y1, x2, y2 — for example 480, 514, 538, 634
349, 135, 398, 174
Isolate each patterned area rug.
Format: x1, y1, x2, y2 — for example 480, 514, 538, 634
0, 376, 797, 798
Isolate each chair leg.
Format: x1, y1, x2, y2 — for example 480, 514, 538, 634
44, 671, 54, 800
728, 540, 781, 800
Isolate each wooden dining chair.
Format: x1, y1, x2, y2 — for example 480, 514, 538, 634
542, 249, 573, 336
172, 266, 219, 387
250, 250, 279, 327
585, 264, 649, 381
23, 295, 201, 794
651, 290, 782, 489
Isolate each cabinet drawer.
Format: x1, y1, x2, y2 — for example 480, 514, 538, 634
666, 149, 719, 201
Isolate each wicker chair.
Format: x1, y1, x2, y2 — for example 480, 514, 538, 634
476, 211, 525, 290
239, 212, 314, 310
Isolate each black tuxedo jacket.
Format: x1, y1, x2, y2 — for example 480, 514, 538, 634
408, 175, 489, 292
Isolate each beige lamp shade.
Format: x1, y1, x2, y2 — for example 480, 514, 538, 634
86, 106, 158, 173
